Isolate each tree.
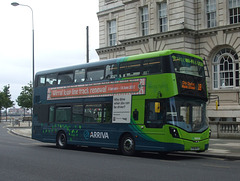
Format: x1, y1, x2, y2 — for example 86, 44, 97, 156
0, 91, 6, 121
16, 83, 33, 110
1, 85, 14, 121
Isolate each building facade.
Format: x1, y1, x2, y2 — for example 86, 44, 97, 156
96, 0, 240, 122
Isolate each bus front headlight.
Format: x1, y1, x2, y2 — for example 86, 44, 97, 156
169, 127, 180, 138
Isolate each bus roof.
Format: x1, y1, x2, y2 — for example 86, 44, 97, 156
36, 57, 122, 76
126, 50, 203, 61
36, 50, 202, 76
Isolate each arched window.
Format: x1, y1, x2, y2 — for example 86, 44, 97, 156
212, 48, 239, 89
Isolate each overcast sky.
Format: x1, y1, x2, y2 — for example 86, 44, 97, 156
0, 0, 99, 107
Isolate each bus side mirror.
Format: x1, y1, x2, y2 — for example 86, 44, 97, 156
133, 109, 139, 121
155, 102, 161, 113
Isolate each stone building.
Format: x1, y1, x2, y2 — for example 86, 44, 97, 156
96, 0, 240, 122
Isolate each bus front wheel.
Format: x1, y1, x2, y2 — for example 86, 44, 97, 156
120, 134, 135, 156
56, 131, 67, 149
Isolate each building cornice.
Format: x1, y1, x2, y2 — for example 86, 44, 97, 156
97, 24, 240, 54
197, 24, 240, 37
120, 28, 196, 46
122, 0, 139, 5
97, 4, 125, 17
96, 45, 125, 54
97, 29, 196, 54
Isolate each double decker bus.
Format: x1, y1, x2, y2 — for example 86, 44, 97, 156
32, 50, 209, 155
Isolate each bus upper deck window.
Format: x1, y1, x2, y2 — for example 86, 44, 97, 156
105, 64, 117, 79
172, 54, 204, 77
58, 72, 73, 85
86, 67, 104, 81
46, 74, 57, 86
74, 69, 85, 83
119, 61, 141, 77
143, 58, 162, 75
37, 75, 46, 87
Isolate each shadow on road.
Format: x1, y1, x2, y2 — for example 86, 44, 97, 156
38, 144, 203, 161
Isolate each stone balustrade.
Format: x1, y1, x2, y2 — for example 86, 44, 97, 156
209, 121, 240, 139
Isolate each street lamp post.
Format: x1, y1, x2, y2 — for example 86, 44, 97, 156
11, 2, 35, 106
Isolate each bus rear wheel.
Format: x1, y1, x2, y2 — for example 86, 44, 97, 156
56, 131, 67, 149
120, 134, 135, 156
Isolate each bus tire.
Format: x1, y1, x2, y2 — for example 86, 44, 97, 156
158, 152, 169, 156
120, 134, 135, 156
56, 131, 67, 149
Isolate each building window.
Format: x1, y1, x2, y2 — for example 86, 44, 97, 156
229, 0, 240, 24
108, 20, 116, 46
141, 6, 149, 36
212, 48, 239, 89
206, 0, 216, 28
159, 2, 168, 32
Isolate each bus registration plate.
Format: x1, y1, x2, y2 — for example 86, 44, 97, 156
191, 147, 200, 151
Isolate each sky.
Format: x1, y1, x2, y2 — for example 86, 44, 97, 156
0, 0, 99, 107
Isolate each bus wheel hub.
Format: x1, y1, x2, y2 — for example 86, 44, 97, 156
124, 138, 134, 151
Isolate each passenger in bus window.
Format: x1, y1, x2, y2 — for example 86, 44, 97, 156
74, 69, 85, 83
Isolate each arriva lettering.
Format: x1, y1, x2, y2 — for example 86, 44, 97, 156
90, 132, 109, 139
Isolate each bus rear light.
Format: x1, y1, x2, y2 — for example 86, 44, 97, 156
169, 127, 180, 138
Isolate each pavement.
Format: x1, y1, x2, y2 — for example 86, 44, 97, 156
2, 121, 32, 138
2, 121, 240, 160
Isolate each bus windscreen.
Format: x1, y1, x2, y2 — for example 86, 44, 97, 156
172, 54, 205, 77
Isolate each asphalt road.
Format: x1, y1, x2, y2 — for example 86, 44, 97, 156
0, 123, 240, 181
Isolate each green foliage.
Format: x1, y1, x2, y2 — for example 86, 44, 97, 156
0, 92, 4, 120
1, 85, 14, 109
0, 92, 5, 109
0, 85, 14, 121
16, 83, 33, 109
